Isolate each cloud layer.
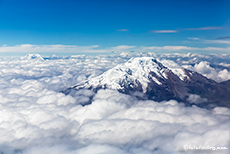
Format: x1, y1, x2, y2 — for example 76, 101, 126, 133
0, 44, 105, 54
0, 54, 229, 153
1, 43, 230, 55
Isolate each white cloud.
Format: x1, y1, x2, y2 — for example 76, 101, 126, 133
1, 44, 230, 55
194, 61, 214, 74
149, 30, 178, 33
141, 46, 198, 51
217, 69, 230, 81
0, 44, 106, 54
0, 54, 229, 154
186, 61, 230, 82
140, 46, 230, 53
187, 94, 207, 104
163, 46, 196, 50
110, 45, 136, 51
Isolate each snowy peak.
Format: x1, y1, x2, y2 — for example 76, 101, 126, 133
96, 57, 168, 91
70, 57, 189, 94
22, 54, 44, 61
66, 57, 230, 108
124, 57, 168, 79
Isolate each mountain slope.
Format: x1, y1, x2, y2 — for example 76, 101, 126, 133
65, 57, 230, 108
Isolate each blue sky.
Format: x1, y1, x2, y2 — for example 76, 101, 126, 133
0, 0, 229, 55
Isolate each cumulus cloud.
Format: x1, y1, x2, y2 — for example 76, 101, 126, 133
152, 53, 230, 82
192, 61, 230, 82
187, 94, 207, 104
74, 91, 229, 154
217, 69, 230, 81
194, 61, 214, 74
0, 54, 229, 154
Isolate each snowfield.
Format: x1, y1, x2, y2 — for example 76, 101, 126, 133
0, 53, 229, 154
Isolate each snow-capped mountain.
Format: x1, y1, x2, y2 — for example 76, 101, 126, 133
65, 57, 230, 108
22, 54, 44, 61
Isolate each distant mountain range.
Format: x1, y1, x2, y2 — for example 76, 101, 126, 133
64, 57, 230, 108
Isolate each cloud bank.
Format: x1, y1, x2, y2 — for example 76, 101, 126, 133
1, 44, 230, 55
0, 44, 105, 54
0, 54, 229, 153
140, 46, 230, 53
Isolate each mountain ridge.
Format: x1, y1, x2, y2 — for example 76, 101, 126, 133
64, 57, 230, 108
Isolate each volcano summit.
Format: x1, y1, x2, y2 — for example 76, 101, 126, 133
65, 57, 230, 108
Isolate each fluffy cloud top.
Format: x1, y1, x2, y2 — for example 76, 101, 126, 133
0, 54, 229, 154
192, 61, 230, 82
